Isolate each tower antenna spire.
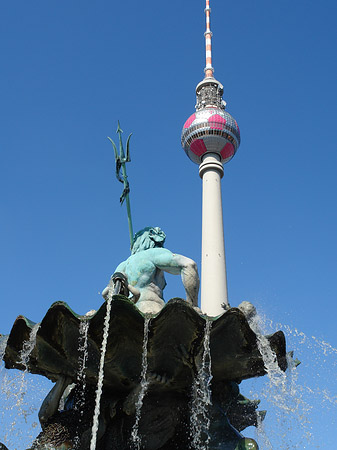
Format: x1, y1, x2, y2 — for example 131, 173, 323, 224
181, 0, 241, 316
204, 0, 214, 78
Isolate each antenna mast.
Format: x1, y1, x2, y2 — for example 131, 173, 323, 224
181, 0, 241, 316
204, 0, 214, 78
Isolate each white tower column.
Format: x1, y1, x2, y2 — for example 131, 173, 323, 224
199, 153, 228, 316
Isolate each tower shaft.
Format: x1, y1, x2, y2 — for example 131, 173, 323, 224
181, 0, 240, 316
199, 154, 228, 315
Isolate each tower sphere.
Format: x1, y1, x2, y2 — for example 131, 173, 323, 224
181, 106, 240, 166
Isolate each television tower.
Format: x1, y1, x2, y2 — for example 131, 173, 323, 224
181, 0, 240, 316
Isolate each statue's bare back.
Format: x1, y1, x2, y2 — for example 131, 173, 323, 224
104, 227, 199, 314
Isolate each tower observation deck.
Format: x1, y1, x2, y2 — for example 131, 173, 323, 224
181, 0, 240, 316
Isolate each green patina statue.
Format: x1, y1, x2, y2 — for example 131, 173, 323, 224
106, 128, 200, 315
103, 226, 200, 314
0, 124, 290, 449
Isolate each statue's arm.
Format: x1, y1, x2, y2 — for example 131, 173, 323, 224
113, 261, 140, 302
102, 261, 128, 299
38, 376, 72, 425
173, 254, 199, 307
152, 249, 199, 307
115, 261, 126, 273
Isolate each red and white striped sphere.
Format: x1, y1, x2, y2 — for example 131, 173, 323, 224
181, 108, 240, 165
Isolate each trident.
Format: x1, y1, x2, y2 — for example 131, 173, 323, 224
108, 121, 134, 249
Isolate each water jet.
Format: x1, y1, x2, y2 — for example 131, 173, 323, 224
0, 1, 302, 449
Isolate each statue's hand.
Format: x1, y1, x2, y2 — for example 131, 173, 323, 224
128, 284, 140, 303
102, 286, 109, 299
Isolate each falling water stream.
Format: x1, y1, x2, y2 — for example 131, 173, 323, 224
0, 335, 8, 361
190, 319, 213, 450
131, 316, 151, 450
247, 314, 306, 448
1, 306, 336, 448
20, 323, 40, 368
244, 313, 337, 449
10, 323, 40, 430
71, 317, 90, 447
76, 318, 90, 413
90, 292, 113, 450
0, 323, 41, 448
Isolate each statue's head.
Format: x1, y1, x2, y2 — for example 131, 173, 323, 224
131, 227, 166, 254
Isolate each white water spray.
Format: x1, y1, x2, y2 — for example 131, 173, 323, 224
0, 335, 8, 361
249, 315, 288, 410
190, 319, 213, 450
1, 323, 40, 448
70, 317, 90, 448
20, 323, 40, 369
76, 318, 89, 413
12, 324, 40, 423
90, 293, 113, 450
131, 316, 150, 450
244, 312, 337, 449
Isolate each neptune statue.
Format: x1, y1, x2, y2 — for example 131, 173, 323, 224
0, 125, 291, 450
103, 227, 200, 314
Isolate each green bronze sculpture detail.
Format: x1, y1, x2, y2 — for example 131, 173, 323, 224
108, 121, 134, 249
3, 298, 280, 449
106, 126, 199, 314
0, 122, 293, 449
103, 227, 200, 314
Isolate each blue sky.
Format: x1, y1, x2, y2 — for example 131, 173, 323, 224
1, 0, 336, 448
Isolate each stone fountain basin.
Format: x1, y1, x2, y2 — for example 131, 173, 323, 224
3, 297, 287, 393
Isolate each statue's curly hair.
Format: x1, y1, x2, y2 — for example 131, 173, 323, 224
131, 227, 166, 254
